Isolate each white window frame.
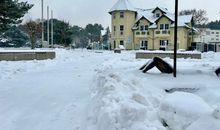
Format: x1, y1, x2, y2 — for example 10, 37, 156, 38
160, 40, 168, 48
140, 40, 148, 49
120, 11, 124, 18
160, 24, 169, 30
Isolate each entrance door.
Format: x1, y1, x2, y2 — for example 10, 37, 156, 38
140, 40, 148, 50
159, 40, 168, 51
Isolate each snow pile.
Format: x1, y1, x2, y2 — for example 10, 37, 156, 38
159, 92, 212, 130
186, 107, 220, 130
213, 107, 220, 119
86, 51, 220, 130
0, 37, 9, 43
87, 70, 165, 130
119, 45, 125, 50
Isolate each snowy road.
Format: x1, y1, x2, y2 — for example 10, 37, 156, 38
0, 50, 111, 130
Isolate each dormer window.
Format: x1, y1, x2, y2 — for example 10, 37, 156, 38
156, 13, 160, 17
120, 12, 124, 18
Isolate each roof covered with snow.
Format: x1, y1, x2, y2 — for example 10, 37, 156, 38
110, 0, 193, 29
109, 0, 136, 13
152, 6, 169, 14
137, 10, 193, 29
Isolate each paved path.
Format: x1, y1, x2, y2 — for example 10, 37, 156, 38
0, 50, 109, 130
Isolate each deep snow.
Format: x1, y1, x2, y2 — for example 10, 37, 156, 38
0, 49, 220, 130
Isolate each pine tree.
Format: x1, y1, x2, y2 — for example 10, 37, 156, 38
3, 26, 29, 47
0, 0, 33, 34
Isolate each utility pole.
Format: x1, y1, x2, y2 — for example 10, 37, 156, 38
173, 0, 178, 77
47, 6, 50, 47
41, 0, 44, 47
51, 10, 54, 48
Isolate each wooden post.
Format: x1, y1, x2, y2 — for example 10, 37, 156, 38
174, 0, 178, 77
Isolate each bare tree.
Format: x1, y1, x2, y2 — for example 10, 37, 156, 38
22, 20, 41, 49
179, 9, 208, 25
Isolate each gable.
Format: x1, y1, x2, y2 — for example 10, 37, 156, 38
152, 7, 167, 14
155, 15, 174, 24
136, 16, 153, 25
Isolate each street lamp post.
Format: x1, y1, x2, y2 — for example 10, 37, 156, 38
41, 0, 44, 47
173, 0, 178, 77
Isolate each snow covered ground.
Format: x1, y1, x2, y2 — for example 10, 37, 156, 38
0, 49, 220, 130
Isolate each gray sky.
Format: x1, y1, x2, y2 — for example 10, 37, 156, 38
22, 0, 220, 28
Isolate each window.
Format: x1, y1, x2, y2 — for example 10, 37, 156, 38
217, 39, 219, 41
206, 31, 210, 35
120, 12, 124, 18
140, 25, 144, 31
140, 25, 148, 31
113, 14, 116, 19
216, 32, 219, 34
140, 41, 148, 50
120, 25, 124, 31
212, 32, 215, 34
114, 26, 116, 31
165, 24, 169, 29
120, 40, 124, 45
120, 25, 124, 35
216, 35, 219, 37
160, 40, 169, 51
160, 24, 164, 30
145, 25, 148, 31
160, 24, 169, 30
156, 13, 160, 17
160, 40, 169, 47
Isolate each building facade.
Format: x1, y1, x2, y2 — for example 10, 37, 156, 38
194, 28, 220, 43
194, 28, 220, 52
109, 0, 194, 50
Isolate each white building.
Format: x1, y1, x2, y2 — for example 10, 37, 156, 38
194, 28, 220, 52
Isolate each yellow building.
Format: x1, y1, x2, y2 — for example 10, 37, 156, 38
109, 0, 194, 50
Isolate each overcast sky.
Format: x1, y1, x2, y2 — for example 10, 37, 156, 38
22, 0, 220, 28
